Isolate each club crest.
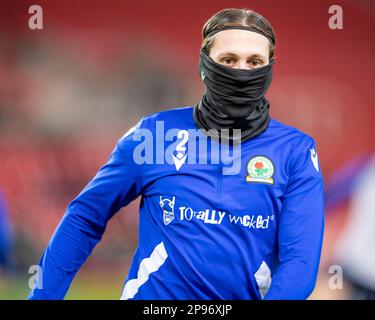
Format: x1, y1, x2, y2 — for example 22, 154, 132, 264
246, 156, 274, 185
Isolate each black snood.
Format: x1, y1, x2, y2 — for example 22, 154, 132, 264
193, 49, 274, 144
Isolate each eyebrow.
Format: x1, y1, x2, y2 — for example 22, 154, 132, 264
217, 52, 267, 60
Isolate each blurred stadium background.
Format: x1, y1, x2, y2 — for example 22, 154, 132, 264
0, 0, 374, 299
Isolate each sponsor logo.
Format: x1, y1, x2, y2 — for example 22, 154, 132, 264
246, 156, 274, 185
159, 196, 175, 225
228, 214, 274, 229
160, 196, 273, 230
179, 207, 226, 225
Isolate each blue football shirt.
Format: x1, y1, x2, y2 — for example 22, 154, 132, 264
28, 106, 324, 300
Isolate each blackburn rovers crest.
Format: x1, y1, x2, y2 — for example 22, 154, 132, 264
246, 156, 274, 185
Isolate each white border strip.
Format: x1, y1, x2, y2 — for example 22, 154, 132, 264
254, 260, 272, 299
121, 241, 168, 300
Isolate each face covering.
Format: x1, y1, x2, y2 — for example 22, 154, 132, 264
193, 48, 275, 144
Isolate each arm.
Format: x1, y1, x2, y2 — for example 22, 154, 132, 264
264, 138, 324, 300
0, 190, 12, 270
27, 120, 144, 300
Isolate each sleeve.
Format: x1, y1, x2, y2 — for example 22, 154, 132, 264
27, 119, 144, 300
264, 137, 325, 300
0, 190, 12, 268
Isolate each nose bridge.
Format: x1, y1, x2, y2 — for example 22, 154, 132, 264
236, 58, 250, 70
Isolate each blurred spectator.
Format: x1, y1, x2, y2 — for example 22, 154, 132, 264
325, 152, 375, 299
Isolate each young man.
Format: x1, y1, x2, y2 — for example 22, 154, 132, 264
28, 8, 324, 300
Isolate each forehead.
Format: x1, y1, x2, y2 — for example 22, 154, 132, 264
210, 29, 270, 57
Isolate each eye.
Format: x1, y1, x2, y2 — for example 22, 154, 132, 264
222, 57, 233, 65
249, 60, 263, 67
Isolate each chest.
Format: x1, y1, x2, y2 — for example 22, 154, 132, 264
141, 134, 290, 215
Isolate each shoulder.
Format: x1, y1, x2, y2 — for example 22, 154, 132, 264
268, 117, 317, 151
141, 106, 194, 125
269, 118, 322, 178
117, 106, 194, 149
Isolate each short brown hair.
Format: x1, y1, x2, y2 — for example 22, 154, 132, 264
201, 8, 276, 59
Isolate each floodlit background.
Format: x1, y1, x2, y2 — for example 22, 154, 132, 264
0, 0, 374, 299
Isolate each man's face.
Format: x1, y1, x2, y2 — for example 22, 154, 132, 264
208, 29, 270, 70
